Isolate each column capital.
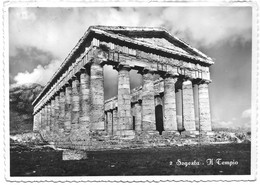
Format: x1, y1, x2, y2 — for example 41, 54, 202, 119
55, 85, 65, 96
105, 109, 114, 113
72, 73, 81, 80
131, 99, 142, 106
161, 73, 179, 79
183, 78, 193, 84
65, 80, 72, 87
80, 66, 87, 73
138, 68, 155, 75
193, 79, 212, 85
114, 63, 131, 71
89, 57, 106, 67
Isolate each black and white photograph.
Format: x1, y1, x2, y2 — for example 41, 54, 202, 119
1, 0, 259, 182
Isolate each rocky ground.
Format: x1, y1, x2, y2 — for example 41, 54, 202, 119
10, 141, 250, 176
10, 131, 251, 176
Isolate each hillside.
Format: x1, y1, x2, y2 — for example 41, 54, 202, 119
9, 83, 43, 134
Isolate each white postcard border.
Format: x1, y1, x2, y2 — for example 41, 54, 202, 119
1, 0, 259, 182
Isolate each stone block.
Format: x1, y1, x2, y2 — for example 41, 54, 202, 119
62, 150, 88, 160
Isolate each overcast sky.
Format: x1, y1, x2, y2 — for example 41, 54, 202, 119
9, 7, 252, 130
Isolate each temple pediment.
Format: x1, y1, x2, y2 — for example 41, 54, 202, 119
88, 26, 214, 65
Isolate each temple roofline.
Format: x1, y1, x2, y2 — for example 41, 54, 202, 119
32, 25, 214, 107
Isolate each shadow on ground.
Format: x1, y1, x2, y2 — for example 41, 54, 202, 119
10, 143, 250, 176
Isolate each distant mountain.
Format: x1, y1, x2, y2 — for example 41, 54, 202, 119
9, 83, 43, 134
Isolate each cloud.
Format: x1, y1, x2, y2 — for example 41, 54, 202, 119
9, 7, 251, 60
159, 7, 252, 47
13, 60, 62, 86
9, 47, 56, 84
212, 119, 251, 131
9, 7, 140, 59
242, 109, 251, 119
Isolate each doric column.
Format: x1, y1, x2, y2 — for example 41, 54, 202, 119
41, 106, 46, 130
163, 75, 178, 131
142, 70, 156, 131
71, 76, 80, 126
50, 99, 55, 131
38, 109, 42, 130
33, 112, 39, 131
117, 65, 132, 132
54, 95, 60, 132
198, 81, 212, 131
107, 111, 113, 135
182, 79, 196, 131
38, 112, 41, 130
64, 83, 72, 132
112, 108, 118, 134
134, 102, 142, 132
193, 82, 200, 130
79, 67, 90, 128
46, 103, 51, 131
59, 90, 66, 131
43, 104, 48, 130
176, 80, 183, 131
90, 62, 105, 130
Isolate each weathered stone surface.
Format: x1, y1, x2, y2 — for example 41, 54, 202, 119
134, 103, 142, 132
58, 91, 66, 132
193, 83, 200, 130
54, 96, 60, 133
46, 103, 51, 131
40, 108, 45, 130
90, 62, 105, 130
163, 76, 178, 131
43, 106, 48, 131
79, 68, 90, 127
50, 99, 55, 131
33, 112, 40, 131
117, 65, 132, 133
198, 82, 212, 131
72, 77, 80, 126
64, 85, 72, 132
112, 108, 118, 134
107, 111, 113, 135
182, 80, 196, 131
142, 71, 156, 131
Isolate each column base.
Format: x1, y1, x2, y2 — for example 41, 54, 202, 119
116, 130, 135, 139
180, 130, 199, 137
162, 131, 180, 136
142, 130, 160, 136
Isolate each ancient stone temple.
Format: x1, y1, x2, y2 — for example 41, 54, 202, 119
32, 26, 214, 150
